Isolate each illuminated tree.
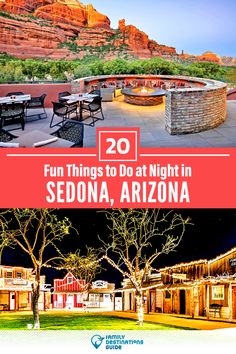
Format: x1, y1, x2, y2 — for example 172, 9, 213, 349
61, 247, 101, 292
0, 209, 73, 329
101, 209, 191, 325
0, 219, 15, 264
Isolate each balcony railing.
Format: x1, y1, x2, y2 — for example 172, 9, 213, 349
0, 278, 49, 290
0, 278, 30, 289
7, 278, 28, 286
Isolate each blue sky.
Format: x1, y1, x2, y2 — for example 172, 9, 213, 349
85, 0, 236, 57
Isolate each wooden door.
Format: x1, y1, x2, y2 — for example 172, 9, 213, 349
150, 291, 156, 312
232, 286, 236, 319
180, 290, 186, 315
66, 294, 74, 309
9, 292, 15, 310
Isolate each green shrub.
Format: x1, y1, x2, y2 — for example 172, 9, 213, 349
0, 54, 228, 83
74, 65, 93, 79
184, 62, 226, 79
102, 59, 130, 75
89, 60, 105, 76
223, 66, 236, 85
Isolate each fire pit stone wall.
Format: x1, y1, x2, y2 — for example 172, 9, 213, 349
121, 87, 166, 106
165, 79, 227, 134
72, 75, 227, 135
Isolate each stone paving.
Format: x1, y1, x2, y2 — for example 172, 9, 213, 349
11, 98, 236, 147
108, 311, 236, 330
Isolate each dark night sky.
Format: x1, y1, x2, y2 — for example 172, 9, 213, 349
2, 209, 236, 287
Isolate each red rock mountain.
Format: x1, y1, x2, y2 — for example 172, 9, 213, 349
0, 0, 110, 28
0, 0, 179, 59
34, 1, 111, 29
180, 51, 221, 64
117, 19, 176, 58
0, 0, 230, 64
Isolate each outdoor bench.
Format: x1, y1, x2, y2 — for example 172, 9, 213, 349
208, 304, 222, 318
0, 304, 8, 311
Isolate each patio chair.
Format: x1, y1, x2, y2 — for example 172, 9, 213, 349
89, 89, 101, 97
0, 128, 17, 142
6, 92, 25, 97
0, 102, 25, 130
51, 120, 84, 147
50, 101, 78, 128
80, 96, 104, 127
58, 91, 71, 103
26, 93, 47, 120
100, 88, 115, 102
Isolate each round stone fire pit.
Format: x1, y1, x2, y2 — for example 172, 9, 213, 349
74, 75, 227, 135
121, 87, 166, 106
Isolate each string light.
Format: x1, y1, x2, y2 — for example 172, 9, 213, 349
53, 277, 86, 290
159, 259, 208, 272
208, 247, 236, 264
4, 247, 236, 305
43, 255, 107, 271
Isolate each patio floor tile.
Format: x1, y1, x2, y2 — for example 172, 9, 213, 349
8, 100, 236, 148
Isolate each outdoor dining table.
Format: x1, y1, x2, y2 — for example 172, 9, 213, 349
0, 94, 31, 105
11, 130, 73, 148
63, 93, 97, 104
63, 93, 97, 120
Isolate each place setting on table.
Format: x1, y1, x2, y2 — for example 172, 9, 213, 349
0, 94, 31, 105
10, 130, 73, 148
62, 92, 98, 104
0, 130, 73, 148
50, 91, 104, 128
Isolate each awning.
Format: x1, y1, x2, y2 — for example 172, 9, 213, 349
114, 282, 164, 293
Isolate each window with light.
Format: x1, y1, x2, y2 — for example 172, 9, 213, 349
212, 285, 224, 300
67, 277, 73, 284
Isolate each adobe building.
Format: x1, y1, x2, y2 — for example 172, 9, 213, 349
0, 265, 51, 311
117, 247, 236, 321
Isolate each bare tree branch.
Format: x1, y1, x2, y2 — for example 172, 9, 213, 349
0, 208, 75, 329
100, 209, 191, 325
60, 247, 102, 291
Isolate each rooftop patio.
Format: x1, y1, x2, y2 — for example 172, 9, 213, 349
7, 98, 236, 147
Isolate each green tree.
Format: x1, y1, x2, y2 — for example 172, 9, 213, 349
103, 59, 130, 75
0, 62, 17, 82
74, 64, 93, 79
14, 66, 25, 81
89, 60, 105, 76
22, 59, 40, 80
186, 62, 226, 79
48, 62, 67, 80
128, 60, 147, 74
144, 57, 180, 75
